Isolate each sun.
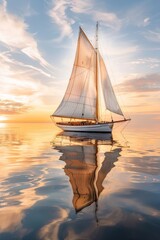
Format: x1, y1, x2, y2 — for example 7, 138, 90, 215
0, 116, 7, 122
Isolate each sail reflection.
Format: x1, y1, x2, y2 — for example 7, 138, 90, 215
53, 131, 122, 213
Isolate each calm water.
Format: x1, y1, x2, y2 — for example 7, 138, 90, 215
0, 115, 160, 240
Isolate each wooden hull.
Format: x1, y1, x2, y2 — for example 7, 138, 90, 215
56, 122, 113, 133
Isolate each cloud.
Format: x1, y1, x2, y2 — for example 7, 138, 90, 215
9, 88, 37, 96
92, 11, 121, 30
23, 1, 38, 17
49, 0, 92, 38
70, 0, 92, 13
0, 2, 49, 67
0, 99, 30, 115
144, 29, 160, 43
0, 51, 56, 112
2, 0, 7, 9
0, 51, 52, 91
49, 0, 74, 41
105, 43, 138, 57
143, 17, 150, 26
116, 73, 160, 93
49, 0, 121, 40
0, 51, 52, 78
124, 3, 151, 28
130, 58, 160, 69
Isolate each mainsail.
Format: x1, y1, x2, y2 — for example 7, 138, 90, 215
53, 28, 97, 120
53, 26, 124, 121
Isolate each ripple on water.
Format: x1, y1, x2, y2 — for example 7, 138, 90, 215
0, 123, 160, 240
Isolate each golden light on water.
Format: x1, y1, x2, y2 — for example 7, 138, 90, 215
0, 116, 7, 122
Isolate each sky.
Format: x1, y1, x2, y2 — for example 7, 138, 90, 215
0, 0, 160, 123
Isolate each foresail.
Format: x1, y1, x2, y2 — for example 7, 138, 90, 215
53, 28, 97, 120
99, 54, 124, 116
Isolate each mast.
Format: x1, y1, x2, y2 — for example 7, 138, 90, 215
95, 22, 99, 122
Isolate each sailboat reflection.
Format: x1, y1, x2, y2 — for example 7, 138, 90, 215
53, 132, 121, 213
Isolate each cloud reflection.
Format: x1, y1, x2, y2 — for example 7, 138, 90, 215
0, 124, 160, 240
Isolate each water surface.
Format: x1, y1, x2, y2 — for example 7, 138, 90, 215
0, 116, 160, 240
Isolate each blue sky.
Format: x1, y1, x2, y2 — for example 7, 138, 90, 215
0, 0, 160, 122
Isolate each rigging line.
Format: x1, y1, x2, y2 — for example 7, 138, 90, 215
120, 119, 130, 133
110, 111, 113, 122
117, 122, 130, 148
113, 121, 124, 129
50, 115, 55, 123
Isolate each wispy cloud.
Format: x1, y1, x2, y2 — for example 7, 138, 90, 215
0, 99, 30, 115
116, 73, 160, 93
70, 0, 92, 13
124, 3, 151, 28
49, 0, 121, 40
144, 29, 160, 43
130, 58, 160, 69
0, 51, 52, 92
0, 1, 49, 67
104, 43, 138, 57
23, 1, 37, 17
49, 0, 75, 41
0, 51, 52, 78
0, 50, 55, 113
92, 10, 121, 30
143, 17, 150, 27
9, 87, 37, 96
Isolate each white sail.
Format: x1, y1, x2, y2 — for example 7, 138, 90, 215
53, 28, 97, 120
99, 54, 124, 116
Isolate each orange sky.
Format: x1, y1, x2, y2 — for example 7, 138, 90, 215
0, 0, 160, 123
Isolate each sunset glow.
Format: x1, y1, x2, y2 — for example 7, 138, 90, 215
0, 115, 7, 121
0, 0, 160, 122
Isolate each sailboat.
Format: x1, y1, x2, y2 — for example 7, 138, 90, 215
51, 23, 130, 133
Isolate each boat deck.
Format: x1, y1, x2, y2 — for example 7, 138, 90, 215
57, 121, 111, 126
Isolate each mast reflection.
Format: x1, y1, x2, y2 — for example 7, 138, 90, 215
53, 132, 121, 213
